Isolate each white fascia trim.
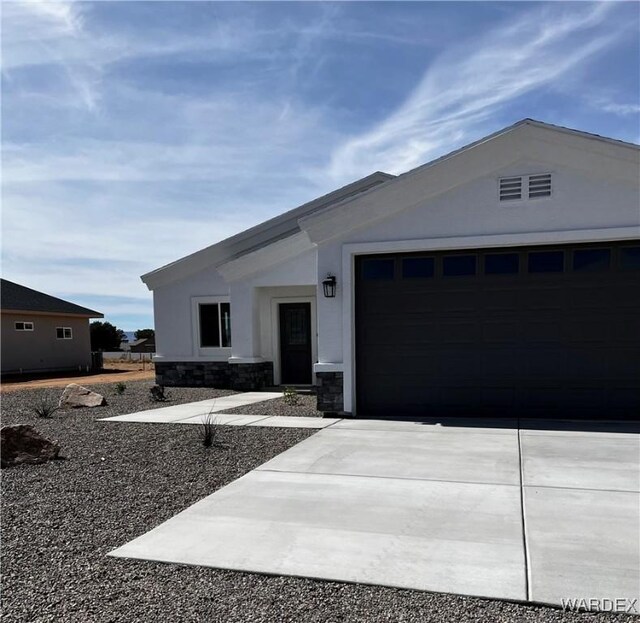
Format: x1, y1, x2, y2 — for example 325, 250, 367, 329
228, 356, 266, 364
218, 231, 316, 282
341, 225, 640, 415
313, 362, 344, 373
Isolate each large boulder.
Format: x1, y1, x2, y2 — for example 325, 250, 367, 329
1, 425, 61, 468
59, 383, 107, 408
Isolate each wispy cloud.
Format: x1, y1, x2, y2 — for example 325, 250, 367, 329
327, 3, 625, 179
590, 97, 640, 117
1, 1, 636, 327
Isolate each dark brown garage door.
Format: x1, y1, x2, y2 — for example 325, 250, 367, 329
355, 242, 640, 418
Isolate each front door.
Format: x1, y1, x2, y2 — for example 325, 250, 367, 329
279, 302, 312, 384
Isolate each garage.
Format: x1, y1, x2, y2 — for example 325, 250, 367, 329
355, 242, 640, 417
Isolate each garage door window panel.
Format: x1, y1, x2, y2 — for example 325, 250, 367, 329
620, 246, 640, 270
362, 258, 395, 280
485, 253, 520, 275
402, 257, 435, 279
442, 255, 477, 277
573, 248, 610, 272
528, 251, 564, 273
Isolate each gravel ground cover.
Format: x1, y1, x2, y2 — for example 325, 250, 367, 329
2, 380, 632, 623
223, 393, 323, 418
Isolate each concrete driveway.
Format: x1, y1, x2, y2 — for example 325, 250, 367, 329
110, 417, 640, 612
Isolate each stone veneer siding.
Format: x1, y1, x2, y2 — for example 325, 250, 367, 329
316, 371, 344, 414
155, 361, 273, 391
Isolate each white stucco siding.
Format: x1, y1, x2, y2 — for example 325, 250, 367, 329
227, 247, 317, 361
315, 162, 640, 411
153, 244, 318, 363
331, 163, 639, 246
153, 266, 228, 360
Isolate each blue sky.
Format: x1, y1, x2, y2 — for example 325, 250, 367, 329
2, 1, 639, 330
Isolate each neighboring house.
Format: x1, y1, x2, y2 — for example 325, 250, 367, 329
141, 119, 640, 418
1, 279, 103, 375
129, 338, 156, 354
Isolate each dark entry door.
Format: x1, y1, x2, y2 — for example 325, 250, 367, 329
279, 302, 312, 385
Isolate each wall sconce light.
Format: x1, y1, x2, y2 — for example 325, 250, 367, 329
322, 274, 337, 298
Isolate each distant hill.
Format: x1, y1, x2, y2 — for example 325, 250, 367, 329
122, 331, 137, 343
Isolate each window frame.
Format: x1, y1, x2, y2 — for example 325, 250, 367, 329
56, 327, 73, 340
191, 296, 232, 358
15, 321, 34, 331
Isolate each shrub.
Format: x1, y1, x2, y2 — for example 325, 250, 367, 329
199, 409, 219, 448
149, 385, 169, 402
33, 398, 59, 419
115, 382, 126, 395
283, 386, 299, 406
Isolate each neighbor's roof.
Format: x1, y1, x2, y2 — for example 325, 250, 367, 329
129, 338, 154, 347
141, 171, 394, 290
0, 279, 103, 317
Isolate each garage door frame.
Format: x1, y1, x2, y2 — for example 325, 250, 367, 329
337, 228, 640, 416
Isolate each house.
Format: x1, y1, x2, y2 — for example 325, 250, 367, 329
1, 279, 103, 375
141, 119, 640, 418
129, 338, 156, 354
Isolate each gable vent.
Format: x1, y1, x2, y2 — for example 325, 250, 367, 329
528, 173, 552, 198
499, 176, 523, 201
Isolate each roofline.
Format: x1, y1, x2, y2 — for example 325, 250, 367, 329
0, 308, 104, 319
141, 170, 394, 289
521, 118, 639, 150
298, 118, 639, 234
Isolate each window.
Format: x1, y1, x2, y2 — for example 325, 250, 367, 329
402, 257, 434, 279
528, 251, 564, 273
443, 255, 476, 277
15, 321, 34, 331
499, 176, 522, 201
199, 302, 231, 348
620, 246, 640, 270
56, 327, 73, 339
485, 253, 519, 275
362, 258, 394, 280
573, 248, 610, 272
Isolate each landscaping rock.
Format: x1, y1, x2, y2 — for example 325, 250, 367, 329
1, 424, 61, 468
59, 383, 107, 408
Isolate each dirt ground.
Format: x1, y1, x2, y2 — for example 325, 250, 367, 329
0, 361, 155, 393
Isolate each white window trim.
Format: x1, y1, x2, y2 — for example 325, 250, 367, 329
191, 295, 231, 360
15, 321, 34, 331
56, 327, 73, 340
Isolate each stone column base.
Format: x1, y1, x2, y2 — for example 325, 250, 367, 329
155, 361, 273, 391
316, 371, 344, 414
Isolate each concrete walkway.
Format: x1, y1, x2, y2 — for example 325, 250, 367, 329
101, 392, 340, 429
109, 416, 640, 612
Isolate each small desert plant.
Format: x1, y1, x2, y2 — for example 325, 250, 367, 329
149, 385, 169, 402
115, 382, 126, 395
33, 398, 60, 419
199, 409, 219, 448
283, 386, 299, 406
